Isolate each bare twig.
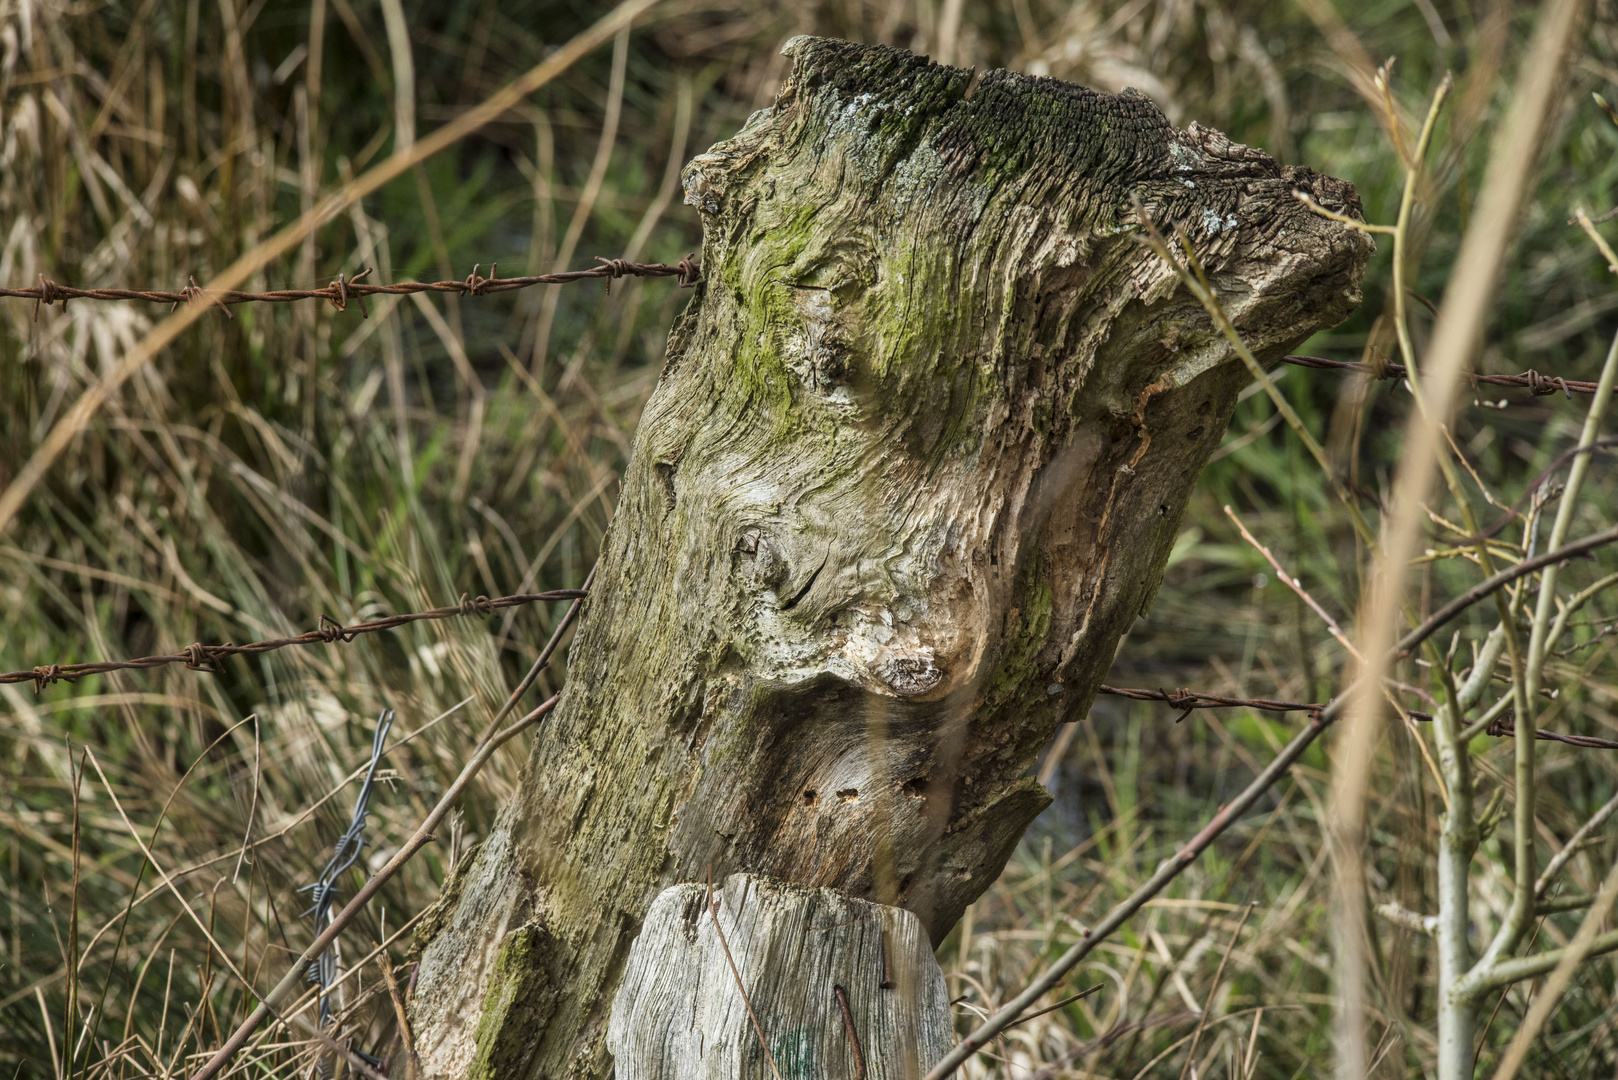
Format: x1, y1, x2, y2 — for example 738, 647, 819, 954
1489, 855, 1618, 1080
922, 701, 1342, 1080
1447, 435, 1618, 545
1001, 984, 1103, 1031
707, 875, 783, 1080
189, 690, 561, 1080
76, 699, 472, 966
289, 1013, 391, 1080
1535, 788, 1618, 895
378, 956, 418, 1080
1224, 505, 1360, 659
1393, 524, 1618, 658
1178, 902, 1256, 1080
929, 595, 1613, 1080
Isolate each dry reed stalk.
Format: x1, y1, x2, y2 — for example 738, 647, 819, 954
1327, 2, 1588, 1073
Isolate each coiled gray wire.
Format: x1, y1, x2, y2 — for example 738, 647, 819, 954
299, 709, 394, 1036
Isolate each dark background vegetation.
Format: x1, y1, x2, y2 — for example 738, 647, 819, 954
1, 0, 1615, 1075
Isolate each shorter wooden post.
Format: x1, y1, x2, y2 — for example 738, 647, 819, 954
608, 874, 953, 1079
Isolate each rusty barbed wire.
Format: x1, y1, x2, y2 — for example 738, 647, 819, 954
10, 260, 1612, 408
6, 263, 1611, 406
1281, 354, 1614, 398
9, 621, 1611, 748
1, 590, 587, 692
2, 256, 702, 322
1097, 684, 1618, 749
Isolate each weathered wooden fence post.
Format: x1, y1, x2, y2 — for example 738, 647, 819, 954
408, 36, 1369, 1078
607, 873, 952, 1079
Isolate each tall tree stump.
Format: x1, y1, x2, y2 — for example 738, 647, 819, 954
409, 36, 1369, 1079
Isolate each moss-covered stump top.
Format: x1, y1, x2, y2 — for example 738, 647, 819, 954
667, 33, 1367, 706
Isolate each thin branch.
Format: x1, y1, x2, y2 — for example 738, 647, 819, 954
1178, 902, 1256, 1080
1573, 206, 1618, 275
921, 701, 1342, 1080
1393, 524, 1618, 658
707, 876, 783, 1080
930, 613, 1614, 1077
1131, 196, 1377, 549
1225, 505, 1360, 659
189, 690, 561, 1080
1474, 925, 1618, 992
188, 570, 593, 1080
1535, 788, 1618, 895
1448, 436, 1618, 545
81, 750, 259, 996
1001, 984, 1103, 1032
1488, 854, 1618, 1080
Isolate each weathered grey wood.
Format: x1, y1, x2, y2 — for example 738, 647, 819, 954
606, 874, 951, 1080
408, 36, 1369, 1080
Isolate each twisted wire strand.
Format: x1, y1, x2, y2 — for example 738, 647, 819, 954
297, 711, 395, 1078
299, 710, 394, 1030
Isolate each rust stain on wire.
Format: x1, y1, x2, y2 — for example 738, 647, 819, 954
5, 256, 701, 321
2, 590, 586, 692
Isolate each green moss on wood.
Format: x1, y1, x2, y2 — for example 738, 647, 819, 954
466, 924, 557, 1080
985, 559, 1056, 711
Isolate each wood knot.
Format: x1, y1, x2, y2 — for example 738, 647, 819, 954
880, 656, 941, 696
